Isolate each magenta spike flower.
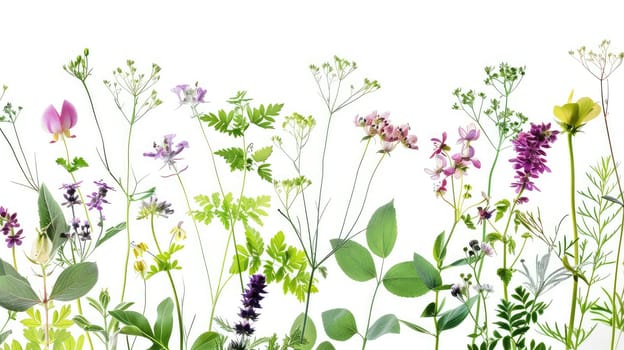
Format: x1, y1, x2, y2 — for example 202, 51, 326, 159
42, 100, 78, 143
509, 122, 559, 196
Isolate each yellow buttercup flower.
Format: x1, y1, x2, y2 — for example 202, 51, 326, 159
553, 90, 601, 134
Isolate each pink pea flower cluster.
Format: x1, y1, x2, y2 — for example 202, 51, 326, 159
425, 124, 481, 196
354, 111, 418, 152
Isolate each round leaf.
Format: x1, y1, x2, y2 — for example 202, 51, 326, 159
330, 239, 376, 282
383, 261, 429, 297
316, 341, 335, 350
49, 262, 98, 301
321, 308, 358, 341
366, 200, 397, 258
190, 331, 220, 350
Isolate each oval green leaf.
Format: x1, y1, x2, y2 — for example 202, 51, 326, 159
413, 253, 441, 290
0, 276, 40, 312
316, 341, 336, 350
38, 183, 69, 254
366, 200, 397, 258
0, 258, 28, 283
290, 313, 316, 350
154, 298, 174, 346
330, 239, 376, 282
382, 261, 428, 297
49, 262, 98, 301
366, 314, 400, 340
437, 296, 477, 332
190, 331, 220, 350
321, 308, 358, 341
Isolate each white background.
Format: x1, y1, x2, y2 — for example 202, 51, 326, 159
2, 1, 624, 349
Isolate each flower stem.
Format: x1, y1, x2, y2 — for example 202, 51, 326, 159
11, 247, 16, 271
42, 264, 50, 350
300, 266, 316, 344
120, 120, 135, 302
174, 171, 213, 299
565, 132, 579, 349
150, 215, 184, 350
361, 260, 384, 350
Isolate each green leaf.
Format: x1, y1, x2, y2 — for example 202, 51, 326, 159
433, 231, 446, 264
330, 239, 376, 282
366, 200, 397, 258
316, 341, 335, 350
109, 310, 155, 340
322, 308, 358, 341
153, 298, 173, 347
437, 296, 477, 332
55, 157, 89, 173
366, 314, 400, 340
382, 261, 428, 297
38, 183, 69, 254
399, 320, 433, 336
215, 147, 247, 171
290, 313, 316, 350
251, 146, 272, 162
95, 222, 126, 249
0, 276, 40, 311
0, 258, 28, 283
49, 262, 98, 301
0, 330, 11, 345
257, 163, 272, 182
190, 331, 220, 350
421, 302, 436, 317
413, 253, 441, 290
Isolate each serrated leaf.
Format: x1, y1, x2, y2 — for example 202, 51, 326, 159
49, 262, 98, 301
251, 146, 272, 162
330, 239, 376, 282
366, 200, 397, 258
322, 308, 357, 341
366, 314, 400, 340
382, 261, 428, 297
215, 147, 246, 171
257, 163, 272, 182
0, 276, 40, 311
38, 183, 69, 254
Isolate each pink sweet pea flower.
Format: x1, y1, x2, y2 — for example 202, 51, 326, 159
42, 100, 77, 143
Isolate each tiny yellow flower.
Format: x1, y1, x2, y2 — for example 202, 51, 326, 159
134, 259, 147, 275
553, 90, 601, 133
133, 242, 149, 257
170, 221, 186, 241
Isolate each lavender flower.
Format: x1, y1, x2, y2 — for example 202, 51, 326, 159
60, 182, 82, 207
144, 134, 189, 173
1, 207, 23, 248
172, 84, 207, 106
509, 123, 559, 195
87, 180, 114, 211
234, 274, 268, 337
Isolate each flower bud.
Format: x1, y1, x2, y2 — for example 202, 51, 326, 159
30, 232, 53, 265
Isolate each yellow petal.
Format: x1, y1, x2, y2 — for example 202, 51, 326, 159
576, 97, 601, 123
567, 90, 575, 103
553, 103, 578, 125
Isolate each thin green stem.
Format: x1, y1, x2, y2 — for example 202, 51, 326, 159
501, 192, 522, 301
174, 171, 213, 300
150, 215, 183, 350
434, 290, 440, 350
566, 132, 579, 349
120, 120, 135, 302
339, 138, 371, 235
0, 127, 37, 191
361, 260, 384, 350
11, 247, 16, 271
42, 264, 50, 350
299, 266, 316, 344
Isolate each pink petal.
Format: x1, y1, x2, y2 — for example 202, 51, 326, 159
60, 100, 78, 130
42, 105, 62, 134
